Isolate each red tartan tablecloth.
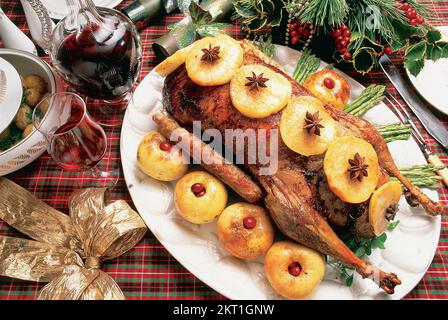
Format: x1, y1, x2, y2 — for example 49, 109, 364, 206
0, 0, 447, 300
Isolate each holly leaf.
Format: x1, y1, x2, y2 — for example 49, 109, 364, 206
390, 39, 406, 52
361, 37, 384, 54
189, 1, 212, 27
439, 42, 448, 58
391, 19, 418, 42
406, 41, 427, 61
270, 14, 283, 27
196, 23, 230, 37
261, 0, 275, 14
426, 43, 442, 61
248, 17, 267, 31
234, 3, 257, 18
427, 30, 442, 43
405, 58, 425, 76
352, 48, 376, 75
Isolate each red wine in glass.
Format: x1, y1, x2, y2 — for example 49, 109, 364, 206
54, 18, 139, 101
47, 97, 107, 172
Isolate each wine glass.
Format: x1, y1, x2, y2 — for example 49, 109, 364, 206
32, 92, 119, 185
48, 0, 142, 127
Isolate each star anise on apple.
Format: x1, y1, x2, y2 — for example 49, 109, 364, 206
245, 72, 269, 91
201, 44, 220, 63
303, 111, 325, 136
347, 153, 369, 182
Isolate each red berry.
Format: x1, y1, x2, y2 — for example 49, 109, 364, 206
290, 23, 297, 31
334, 29, 342, 37
406, 8, 417, 19
416, 16, 424, 24
159, 141, 172, 152
191, 183, 206, 197
343, 30, 351, 38
288, 262, 302, 277
343, 51, 352, 60
339, 47, 347, 54
401, 3, 410, 10
341, 25, 348, 31
291, 30, 298, 38
340, 40, 348, 47
302, 29, 310, 37
337, 36, 343, 43
409, 18, 417, 26
384, 46, 393, 55
291, 37, 299, 44
243, 216, 257, 229
298, 26, 304, 34
296, 18, 302, 24
323, 77, 336, 89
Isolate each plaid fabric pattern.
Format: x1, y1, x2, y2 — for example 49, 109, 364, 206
0, 0, 447, 300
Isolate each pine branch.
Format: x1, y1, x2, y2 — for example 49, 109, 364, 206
298, 0, 349, 32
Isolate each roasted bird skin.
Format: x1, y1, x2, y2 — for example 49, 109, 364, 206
163, 41, 440, 293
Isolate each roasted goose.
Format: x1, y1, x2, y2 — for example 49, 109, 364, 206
162, 40, 443, 294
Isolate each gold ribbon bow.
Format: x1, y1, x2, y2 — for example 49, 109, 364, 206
0, 178, 147, 300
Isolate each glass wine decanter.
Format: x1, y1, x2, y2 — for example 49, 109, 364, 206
49, 0, 143, 127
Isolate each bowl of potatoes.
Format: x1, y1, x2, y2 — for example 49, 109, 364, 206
0, 49, 62, 176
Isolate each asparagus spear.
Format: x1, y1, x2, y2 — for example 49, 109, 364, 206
377, 123, 412, 142
344, 85, 385, 116
394, 164, 446, 189
293, 48, 321, 84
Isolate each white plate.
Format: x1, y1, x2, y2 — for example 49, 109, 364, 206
407, 26, 448, 115
0, 57, 22, 133
41, 0, 123, 20
121, 45, 441, 300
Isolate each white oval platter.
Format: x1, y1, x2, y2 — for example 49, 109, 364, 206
120, 44, 441, 300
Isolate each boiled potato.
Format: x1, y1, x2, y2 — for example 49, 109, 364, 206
217, 203, 274, 260
23, 74, 47, 93
14, 104, 33, 130
174, 171, 227, 224
137, 131, 188, 181
25, 88, 42, 107
265, 241, 326, 300
22, 124, 35, 139
37, 93, 51, 114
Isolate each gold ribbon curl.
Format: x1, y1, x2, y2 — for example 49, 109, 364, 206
0, 178, 147, 300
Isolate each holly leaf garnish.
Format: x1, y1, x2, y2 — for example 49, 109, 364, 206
189, 0, 212, 27
352, 47, 376, 75
406, 41, 427, 61
427, 30, 442, 43
405, 59, 425, 77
